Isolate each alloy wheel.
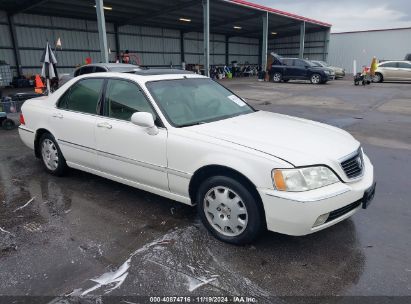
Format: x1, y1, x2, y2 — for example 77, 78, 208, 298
41, 139, 59, 171
203, 186, 248, 237
311, 74, 321, 84
273, 73, 282, 82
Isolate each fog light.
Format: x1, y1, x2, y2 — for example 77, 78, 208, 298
313, 213, 330, 227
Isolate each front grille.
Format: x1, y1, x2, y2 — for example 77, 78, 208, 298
340, 149, 364, 179
325, 199, 361, 223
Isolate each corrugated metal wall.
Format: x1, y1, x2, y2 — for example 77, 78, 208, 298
328, 28, 411, 74
0, 10, 261, 77
0, 10, 16, 68
268, 30, 327, 61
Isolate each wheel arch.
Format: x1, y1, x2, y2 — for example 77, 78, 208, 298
34, 128, 53, 158
188, 164, 266, 226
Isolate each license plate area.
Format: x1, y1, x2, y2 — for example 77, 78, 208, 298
362, 182, 376, 209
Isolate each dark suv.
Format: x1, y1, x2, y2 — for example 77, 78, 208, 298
270, 57, 333, 84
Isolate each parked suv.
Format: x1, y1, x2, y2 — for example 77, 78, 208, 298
270, 57, 333, 84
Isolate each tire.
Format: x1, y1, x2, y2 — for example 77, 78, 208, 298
373, 73, 383, 83
196, 176, 264, 245
2, 119, 15, 130
39, 133, 67, 176
272, 72, 282, 83
310, 73, 321, 84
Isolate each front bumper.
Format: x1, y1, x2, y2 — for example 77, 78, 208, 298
258, 155, 374, 236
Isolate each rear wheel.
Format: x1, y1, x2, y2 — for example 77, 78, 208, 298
272, 72, 282, 83
39, 133, 67, 176
310, 73, 321, 84
2, 119, 15, 130
197, 176, 264, 245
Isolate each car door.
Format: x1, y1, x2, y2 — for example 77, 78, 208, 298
53, 78, 104, 169
280, 59, 294, 78
379, 62, 398, 80
397, 62, 411, 80
94, 78, 168, 191
293, 59, 309, 78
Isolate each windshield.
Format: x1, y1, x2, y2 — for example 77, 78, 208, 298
146, 78, 254, 127
315, 61, 329, 67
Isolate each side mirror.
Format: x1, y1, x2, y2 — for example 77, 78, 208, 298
131, 112, 159, 135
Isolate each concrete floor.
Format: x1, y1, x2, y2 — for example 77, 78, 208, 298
0, 78, 410, 302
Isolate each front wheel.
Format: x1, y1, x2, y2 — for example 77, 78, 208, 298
373, 73, 383, 83
197, 176, 264, 245
39, 133, 67, 176
310, 73, 321, 84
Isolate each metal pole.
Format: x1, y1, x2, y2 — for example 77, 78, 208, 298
114, 23, 121, 62
95, 0, 109, 63
225, 35, 229, 66
180, 30, 185, 65
299, 21, 305, 59
261, 12, 268, 71
7, 13, 22, 78
323, 27, 331, 62
202, 0, 210, 76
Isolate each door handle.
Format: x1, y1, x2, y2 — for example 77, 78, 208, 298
52, 113, 63, 119
97, 122, 112, 129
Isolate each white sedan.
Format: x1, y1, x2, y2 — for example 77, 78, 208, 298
18, 70, 375, 244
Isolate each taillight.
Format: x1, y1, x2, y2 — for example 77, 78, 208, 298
19, 113, 25, 125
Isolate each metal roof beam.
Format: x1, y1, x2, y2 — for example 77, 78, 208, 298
119, 0, 200, 26
10, 0, 50, 15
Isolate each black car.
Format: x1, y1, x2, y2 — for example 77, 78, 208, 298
269, 57, 333, 84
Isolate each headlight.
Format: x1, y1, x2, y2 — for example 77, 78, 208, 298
272, 166, 339, 192
324, 70, 330, 74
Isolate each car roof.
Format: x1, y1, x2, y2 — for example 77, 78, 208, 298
75, 69, 205, 84
380, 60, 411, 63
132, 69, 194, 76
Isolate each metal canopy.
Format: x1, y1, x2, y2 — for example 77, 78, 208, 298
0, 0, 330, 38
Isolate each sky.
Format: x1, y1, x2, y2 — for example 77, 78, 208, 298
256, 0, 411, 32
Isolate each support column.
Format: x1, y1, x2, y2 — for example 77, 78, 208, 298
7, 13, 22, 77
225, 35, 229, 65
114, 23, 120, 61
180, 30, 185, 65
202, 0, 210, 76
323, 27, 331, 62
95, 0, 109, 63
261, 12, 268, 71
299, 21, 305, 59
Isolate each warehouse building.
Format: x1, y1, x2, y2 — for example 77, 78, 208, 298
328, 27, 411, 74
0, 0, 331, 81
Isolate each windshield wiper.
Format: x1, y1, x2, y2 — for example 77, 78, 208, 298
178, 121, 206, 128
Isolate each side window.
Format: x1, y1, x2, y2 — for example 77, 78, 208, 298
398, 62, 411, 69
380, 62, 397, 68
94, 66, 106, 73
105, 79, 155, 121
282, 59, 293, 66
58, 78, 104, 114
80, 66, 95, 75
295, 60, 306, 67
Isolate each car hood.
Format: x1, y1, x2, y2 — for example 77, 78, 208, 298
187, 111, 360, 167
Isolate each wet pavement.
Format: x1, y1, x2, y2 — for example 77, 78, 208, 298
0, 78, 410, 302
